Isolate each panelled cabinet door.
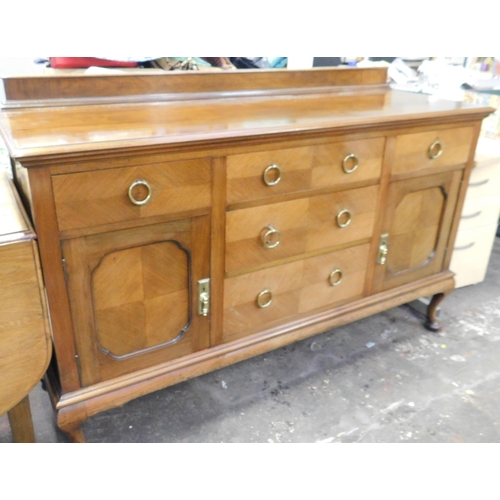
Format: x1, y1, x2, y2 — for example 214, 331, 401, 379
372, 170, 462, 293
62, 216, 210, 387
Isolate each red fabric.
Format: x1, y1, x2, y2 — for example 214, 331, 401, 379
50, 58, 138, 68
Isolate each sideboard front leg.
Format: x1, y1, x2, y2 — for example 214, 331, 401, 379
424, 292, 446, 332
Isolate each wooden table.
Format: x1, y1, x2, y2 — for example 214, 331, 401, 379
0, 173, 52, 442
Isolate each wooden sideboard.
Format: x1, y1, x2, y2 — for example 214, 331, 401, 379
0, 68, 493, 442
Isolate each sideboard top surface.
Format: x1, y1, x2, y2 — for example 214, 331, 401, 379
0, 68, 493, 164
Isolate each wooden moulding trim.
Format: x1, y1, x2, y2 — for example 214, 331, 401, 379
1, 84, 390, 110
11, 110, 493, 167
1, 68, 388, 103
56, 271, 455, 417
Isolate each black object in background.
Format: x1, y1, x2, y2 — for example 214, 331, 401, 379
229, 57, 270, 69
313, 57, 342, 67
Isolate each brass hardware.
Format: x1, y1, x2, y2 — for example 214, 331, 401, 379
257, 289, 273, 308
428, 140, 443, 159
128, 179, 152, 206
263, 164, 282, 186
261, 224, 281, 249
329, 268, 343, 286
377, 233, 389, 265
342, 153, 359, 174
336, 209, 352, 228
197, 278, 210, 316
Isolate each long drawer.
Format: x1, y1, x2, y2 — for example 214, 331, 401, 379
392, 126, 475, 177
223, 243, 370, 342
52, 159, 211, 232
225, 185, 379, 273
458, 195, 500, 231
226, 137, 385, 205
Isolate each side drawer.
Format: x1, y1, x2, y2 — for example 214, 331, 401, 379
392, 126, 475, 177
450, 224, 498, 288
52, 159, 211, 232
225, 185, 378, 273
467, 160, 500, 199
458, 196, 500, 231
223, 243, 370, 342
226, 137, 384, 205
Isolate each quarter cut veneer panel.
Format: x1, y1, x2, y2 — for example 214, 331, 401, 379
393, 126, 474, 176
223, 243, 370, 342
52, 159, 211, 231
225, 185, 378, 273
92, 241, 189, 358
226, 137, 384, 204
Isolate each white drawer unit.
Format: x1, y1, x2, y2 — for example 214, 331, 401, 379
450, 139, 500, 287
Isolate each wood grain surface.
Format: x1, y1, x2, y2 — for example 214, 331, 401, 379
223, 243, 370, 342
52, 158, 211, 231
226, 185, 379, 273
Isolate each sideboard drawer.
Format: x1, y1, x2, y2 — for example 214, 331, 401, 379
226, 137, 384, 205
226, 185, 378, 273
392, 126, 475, 176
53, 159, 211, 232
223, 243, 370, 342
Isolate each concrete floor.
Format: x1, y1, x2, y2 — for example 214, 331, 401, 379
1, 238, 500, 443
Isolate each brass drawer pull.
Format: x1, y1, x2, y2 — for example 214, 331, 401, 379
469, 178, 489, 187
428, 140, 443, 159
342, 153, 359, 174
461, 210, 482, 220
454, 242, 475, 251
257, 289, 273, 308
329, 268, 343, 286
261, 224, 281, 249
336, 209, 352, 228
128, 180, 152, 206
263, 164, 282, 186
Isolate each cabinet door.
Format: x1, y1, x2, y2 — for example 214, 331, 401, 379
62, 217, 210, 386
372, 170, 462, 293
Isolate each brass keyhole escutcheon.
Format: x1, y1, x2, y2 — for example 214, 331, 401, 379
342, 153, 359, 174
261, 224, 281, 249
257, 289, 273, 308
428, 140, 443, 159
263, 164, 282, 186
336, 209, 352, 228
128, 180, 152, 206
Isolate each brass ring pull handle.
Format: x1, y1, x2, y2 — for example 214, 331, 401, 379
263, 164, 282, 186
428, 140, 443, 159
329, 269, 343, 287
128, 180, 152, 206
336, 209, 352, 228
261, 224, 281, 249
257, 289, 273, 308
342, 153, 359, 174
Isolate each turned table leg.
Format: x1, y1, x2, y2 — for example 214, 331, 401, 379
424, 292, 446, 332
7, 396, 36, 443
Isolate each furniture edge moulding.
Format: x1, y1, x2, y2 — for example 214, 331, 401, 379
51, 270, 456, 436
2, 112, 493, 172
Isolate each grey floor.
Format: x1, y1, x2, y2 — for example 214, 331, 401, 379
2, 238, 500, 443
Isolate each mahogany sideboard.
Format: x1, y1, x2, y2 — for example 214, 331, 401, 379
0, 68, 493, 442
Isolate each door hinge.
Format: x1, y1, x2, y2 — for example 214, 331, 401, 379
198, 278, 210, 316
377, 233, 389, 265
